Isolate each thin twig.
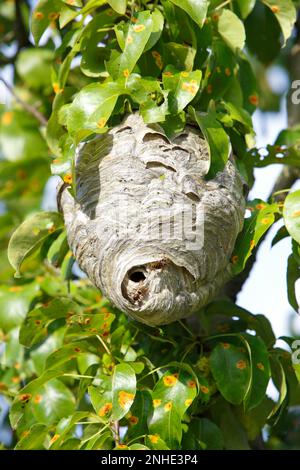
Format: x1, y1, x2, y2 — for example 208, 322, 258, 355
0, 76, 48, 126
111, 421, 120, 446
96, 334, 112, 357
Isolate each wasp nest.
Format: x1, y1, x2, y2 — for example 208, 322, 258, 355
59, 113, 246, 326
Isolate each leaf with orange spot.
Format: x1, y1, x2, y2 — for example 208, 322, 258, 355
60, 82, 124, 143
64, 312, 115, 341
110, 11, 153, 79
31, 0, 62, 44
19, 297, 79, 348
148, 366, 198, 448
14, 424, 49, 450
230, 199, 279, 275
210, 342, 251, 405
163, 69, 202, 113
262, 0, 296, 44
10, 370, 68, 429
239, 333, 271, 411
111, 363, 136, 420
145, 434, 169, 450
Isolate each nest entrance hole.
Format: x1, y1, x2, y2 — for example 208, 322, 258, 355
129, 270, 146, 283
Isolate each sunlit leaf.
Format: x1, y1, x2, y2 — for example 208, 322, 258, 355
262, 0, 296, 44
111, 363, 136, 420
283, 189, 300, 244
168, 0, 208, 27
217, 9, 246, 51
8, 212, 63, 277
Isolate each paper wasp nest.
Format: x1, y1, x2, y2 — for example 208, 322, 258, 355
60, 114, 246, 326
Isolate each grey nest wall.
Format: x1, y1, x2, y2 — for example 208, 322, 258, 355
60, 113, 246, 326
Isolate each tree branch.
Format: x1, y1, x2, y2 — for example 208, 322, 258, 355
0, 77, 48, 126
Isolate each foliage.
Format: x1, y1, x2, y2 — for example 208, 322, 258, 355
1, 0, 300, 450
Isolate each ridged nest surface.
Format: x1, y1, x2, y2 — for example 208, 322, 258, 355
60, 113, 246, 326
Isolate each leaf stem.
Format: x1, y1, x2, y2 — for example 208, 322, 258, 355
96, 334, 112, 357
215, 0, 232, 10
64, 373, 95, 379
80, 423, 110, 444
179, 320, 196, 338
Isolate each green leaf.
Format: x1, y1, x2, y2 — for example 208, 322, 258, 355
108, 0, 126, 14
271, 225, 289, 247
230, 200, 279, 275
217, 9, 246, 51
126, 390, 153, 441
144, 8, 164, 52
262, 0, 296, 44
16, 48, 54, 91
283, 190, 300, 244
268, 357, 288, 419
140, 91, 169, 123
240, 334, 271, 410
245, 2, 281, 64
182, 418, 223, 450
129, 444, 150, 450
31, 379, 75, 426
125, 74, 162, 105
145, 434, 170, 450
210, 342, 251, 405
237, 397, 275, 441
116, 11, 153, 77
217, 101, 253, 133
234, 0, 256, 18
0, 282, 39, 332
47, 231, 69, 267
217, 402, 250, 449
64, 312, 115, 341
148, 368, 198, 448
31, 328, 65, 375
111, 363, 136, 420
14, 424, 48, 450
89, 384, 113, 422
45, 342, 92, 370
50, 412, 91, 449
10, 370, 64, 429
61, 0, 82, 6
168, 0, 208, 27
80, 12, 119, 78
238, 56, 258, 114
8, 212, 64, 277
31, 0, 62, 44
287, 252, 300, 312
19, 297, 80, 348
61, 82, 124, 142
163, 69, 202, 113
276, 125, 300, 147
149, 404, 181, 449
164, 42, 196, 71
190, 106, 231, 179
